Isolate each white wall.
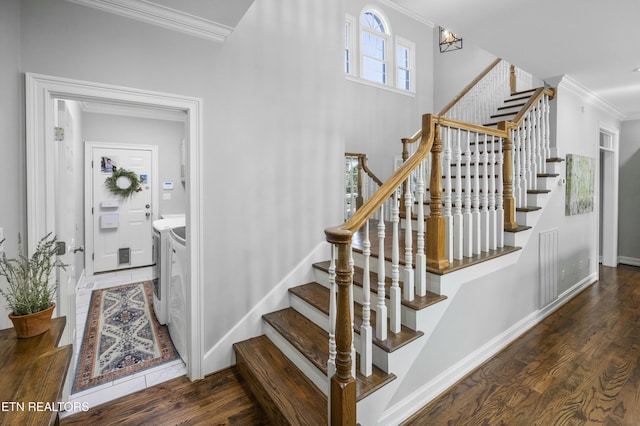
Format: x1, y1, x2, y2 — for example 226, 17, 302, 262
82, 113, 187, 216
619, 119, 640, 263
0, 0, 24, 330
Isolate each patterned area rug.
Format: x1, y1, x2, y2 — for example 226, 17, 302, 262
72, 281, 179, 394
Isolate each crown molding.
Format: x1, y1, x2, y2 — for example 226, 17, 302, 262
376, 0, 435, 27
66, 0, 233, 43
547, 74, 626, 121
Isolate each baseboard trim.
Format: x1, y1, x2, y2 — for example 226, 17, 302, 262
379, 271, 598, 425
618, 256, 640, 267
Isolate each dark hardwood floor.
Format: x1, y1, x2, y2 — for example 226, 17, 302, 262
62, 265, 640, 425
403, 264, 640, 425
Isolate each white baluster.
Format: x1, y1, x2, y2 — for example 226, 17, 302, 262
453, 129, 463, 260
404, 175, 415, 302
530, 108, 539, 191
463, 131, 473, 257
488, 135, 497, 250
513, 127, 523, 208
496, 137, 504, 248
390, 190, 401, 334
359, 221, 372, 377
526, 110, 534, 191
543, 94, 551, 171
472, 132, 481, 255
536, 100, 544, 179
415, 161, 426, 297
443, 127, 453, 262
480, 134, 490, 252
520, 118, 529, 203
327, 244, 336, 385
376, 206, 387, 341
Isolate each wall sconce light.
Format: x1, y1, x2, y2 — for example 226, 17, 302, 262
439, 26, 463, 53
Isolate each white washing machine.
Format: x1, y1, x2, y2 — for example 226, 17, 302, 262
169, 225, 188, 363
151, 214, 185, 325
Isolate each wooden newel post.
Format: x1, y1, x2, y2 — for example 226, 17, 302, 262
356, 155, 364, 210
400, 138, 410, 214
510, 64, 516, 94
498, 122, 518, 230
425, 116, 449, 270
325, 228, 357, 426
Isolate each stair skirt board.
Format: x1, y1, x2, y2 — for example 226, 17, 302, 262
262, 320, 329, 395
373, 272, 598, 426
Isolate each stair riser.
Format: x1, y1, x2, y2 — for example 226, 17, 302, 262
516, 209, 542, 227
546, 161, 563, 175
536, 176, 558, 191
527, 191, 550, 206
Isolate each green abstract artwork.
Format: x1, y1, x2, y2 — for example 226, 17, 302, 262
565, 154, 595, 216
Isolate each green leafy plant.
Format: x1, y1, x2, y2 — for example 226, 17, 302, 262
0, 233, 66, 316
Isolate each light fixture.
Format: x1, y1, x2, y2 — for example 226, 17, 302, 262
439, 26, 463, 53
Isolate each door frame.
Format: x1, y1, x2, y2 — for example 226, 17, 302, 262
85, 142, 159, 276
597, 122, 619, 267
25, 73, 204, 380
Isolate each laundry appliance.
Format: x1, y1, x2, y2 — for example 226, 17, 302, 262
151, 214, 185, 325
169, 225, 188, 363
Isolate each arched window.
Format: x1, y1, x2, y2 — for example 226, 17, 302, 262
360, 10, 390, 85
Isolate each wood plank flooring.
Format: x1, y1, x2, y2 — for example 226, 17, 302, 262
402, 264, 640, 425
62, 265, 640, 425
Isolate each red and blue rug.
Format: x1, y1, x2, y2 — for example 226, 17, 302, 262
72, 281, 179, 393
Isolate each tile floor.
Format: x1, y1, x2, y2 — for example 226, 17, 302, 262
61, 266, 186, 418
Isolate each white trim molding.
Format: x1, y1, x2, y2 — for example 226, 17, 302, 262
377, 0, 435, 27
66, 0, 234, 42
619, 256, 640, 267
25, 72, 205, 380
547, 75, 626, 121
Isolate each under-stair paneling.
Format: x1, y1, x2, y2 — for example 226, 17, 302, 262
539, 228, 559, 308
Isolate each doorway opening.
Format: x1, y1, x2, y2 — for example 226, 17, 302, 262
25, 74, 204, 391
598, 124, 619, 267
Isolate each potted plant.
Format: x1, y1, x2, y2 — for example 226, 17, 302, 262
0, 233, 66, 338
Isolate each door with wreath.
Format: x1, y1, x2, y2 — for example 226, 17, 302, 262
87, 143, 155, 274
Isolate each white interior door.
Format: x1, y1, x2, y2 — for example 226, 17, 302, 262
90, 145, 154, 273
54, 100, 79, 347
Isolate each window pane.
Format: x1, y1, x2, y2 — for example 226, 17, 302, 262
362, 33, 385, 60
397, 47, 408, 68
345, 50, 350, 74
397, 69, 410, 90
363, 57, 386, 84
361, 12, 385, 33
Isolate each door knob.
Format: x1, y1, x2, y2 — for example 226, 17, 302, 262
146, 212, 151, 217
145, 204, 151, 209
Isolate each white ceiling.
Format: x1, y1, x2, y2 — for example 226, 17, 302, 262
392, 0, 640, 119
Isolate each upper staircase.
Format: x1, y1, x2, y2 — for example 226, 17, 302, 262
233, 59, 560, 425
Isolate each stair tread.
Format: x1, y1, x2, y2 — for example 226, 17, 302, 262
527, 189, 551, 194
289, 282, 424, 353
538, 173, 559, 177
511, 88, 538, 96
233, 335, 327, 425
312, 261, 447, 311
546, 157, 564, 163
505, 225, 532, 233
497, 103, 526, 111
262, 308, 396, 401
516, 206, 541, 212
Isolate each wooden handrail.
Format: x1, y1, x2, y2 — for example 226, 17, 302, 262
345, 152, 384, 187
438, 58, 503, 117
511, 87, 555, 127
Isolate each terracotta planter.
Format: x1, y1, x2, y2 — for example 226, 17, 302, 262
8, 303, 55, 338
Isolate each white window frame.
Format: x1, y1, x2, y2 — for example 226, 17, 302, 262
345, 14, 356, 76
345, 8, 415, 97
395, 36, 415, 93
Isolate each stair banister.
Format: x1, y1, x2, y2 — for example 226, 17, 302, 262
439, 58, 502, 117
324, 114, 438, 425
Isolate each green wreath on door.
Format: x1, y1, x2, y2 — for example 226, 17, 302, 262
105, 168, 141, 198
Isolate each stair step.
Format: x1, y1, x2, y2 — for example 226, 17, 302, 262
313, 261, 447, 311
497, 102, 525, 111
546, 157, 564, 163
527, 189, 551, 194
262, 308, 396, 401
538, 173, 559, 178
289, 282, 424, 353
516, 206, 541, 212
504, 94, 534, 103
504, 225, 532, 233
233, 335, 327, 425
511, 88, 538, 96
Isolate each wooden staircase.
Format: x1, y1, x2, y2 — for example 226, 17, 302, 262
232, 62, 559, 424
